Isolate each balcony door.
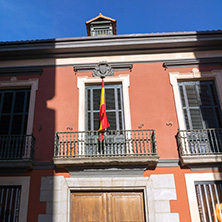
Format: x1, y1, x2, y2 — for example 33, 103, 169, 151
0, 88, 31, 159
178, 81, 222, 154
85, 84, 125, 155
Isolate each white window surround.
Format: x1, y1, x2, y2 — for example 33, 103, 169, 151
0, 176, 30, 222
77, 74, 131, 131
185, 172, 222, 222
169, 69, 222, 130
0, 78, 38, 135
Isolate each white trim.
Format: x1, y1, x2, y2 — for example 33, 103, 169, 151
169, 69, 222, 130
185, 172, 222, 222
77, 75, 131, 131
0, 176, 30, 222
0, 78, 38, 135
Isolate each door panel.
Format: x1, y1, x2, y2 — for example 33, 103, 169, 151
70, 192, 145, 222
71, 193, 107, 222
109, 192, 145, 222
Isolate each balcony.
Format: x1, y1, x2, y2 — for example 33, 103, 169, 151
177, 129, 222, 166
0, 135, 35, 170
53, 129, 159, 168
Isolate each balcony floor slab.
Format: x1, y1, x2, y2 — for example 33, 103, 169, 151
53, 155, 159, 168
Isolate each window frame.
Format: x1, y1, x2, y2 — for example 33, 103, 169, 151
0, 88, 31, 135
0, 177, 30, 222
0, 78, 38, 135
169, 69, 222, 130
85, 84, 125, 131
185, 172, 222, 222
77, 75, 131, 131
178, 80, 222, 130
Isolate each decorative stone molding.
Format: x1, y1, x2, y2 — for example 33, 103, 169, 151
163, 57, 222, 68
0, 67, 42, 76
39, 174, 179, 222
92, 61, 114, 78
77, 74, 131, 131
73, 62, 132, 72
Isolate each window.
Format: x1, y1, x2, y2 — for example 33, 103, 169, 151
0, 177, 30, 222
0, 79, 38, 160
185, 172, 222, 222
77, 75, 131, 132
178, 81, 222, 130
77, 75, 131, 157
0, 185, 21, 221
178, 81, 222, 155
85, 84, 124, 131
90, 22, 113, 36
195, 181, 222, 222
170, 70, 222, 158
169, 69, 222, 130
84, 84, 125, 155
0, 88, 30, 135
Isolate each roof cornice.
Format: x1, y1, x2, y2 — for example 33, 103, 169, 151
1, 31, 222, 61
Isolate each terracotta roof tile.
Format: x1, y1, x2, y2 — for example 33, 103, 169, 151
85, 13, 116, 24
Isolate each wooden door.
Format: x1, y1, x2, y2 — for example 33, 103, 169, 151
70, 191, 145, 222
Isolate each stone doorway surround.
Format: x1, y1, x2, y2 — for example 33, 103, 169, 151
39, 174, 179, 222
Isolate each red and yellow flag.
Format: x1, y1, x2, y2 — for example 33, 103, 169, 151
98, 79, 110, 141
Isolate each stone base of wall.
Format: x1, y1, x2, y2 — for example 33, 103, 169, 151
39, 174, 179, 222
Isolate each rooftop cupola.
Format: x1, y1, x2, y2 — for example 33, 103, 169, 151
86, 13, 117, 36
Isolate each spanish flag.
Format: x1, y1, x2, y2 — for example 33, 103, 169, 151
98, 79, 110, 141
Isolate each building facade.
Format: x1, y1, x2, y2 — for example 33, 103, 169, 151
0, 14, 222, 222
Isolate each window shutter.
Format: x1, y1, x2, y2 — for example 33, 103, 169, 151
85, 84, 124, 131
179, 81, 222, 129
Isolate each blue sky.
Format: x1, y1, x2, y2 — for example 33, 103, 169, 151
0, 0, 222, 42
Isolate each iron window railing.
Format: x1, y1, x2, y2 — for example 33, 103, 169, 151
195, 181, 222, 222
54, 129, 157, 158
0, 135, 35, 160
177, 129, 222, 156
0, 185, 21, 222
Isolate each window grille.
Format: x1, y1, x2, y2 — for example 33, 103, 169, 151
195, 181, 222, 222
0, 185, 21, 222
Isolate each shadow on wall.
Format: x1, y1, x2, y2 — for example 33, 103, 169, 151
28, 57, 56, 220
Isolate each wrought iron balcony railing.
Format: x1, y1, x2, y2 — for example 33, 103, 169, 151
54, 129, 157, 159
177, 128, 222, 156
0, 135, 35, 160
